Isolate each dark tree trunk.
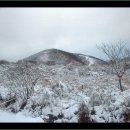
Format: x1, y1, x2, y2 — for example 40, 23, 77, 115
119, 76, 123, 92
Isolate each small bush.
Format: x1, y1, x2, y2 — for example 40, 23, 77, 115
91, 108, 96, 115
78, 103, 93, 123
43, 112, 64, 123
58, 113, 64, 119
5, 98, 16, 107
20, 101, 27, 110
122, 96, 130, 107
121, 109, 130, 122
43, 114, 58, 123
89, 92, 102, 106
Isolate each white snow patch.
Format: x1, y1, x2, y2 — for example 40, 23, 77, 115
85, 56, 94, 66
0, 110, 43, 122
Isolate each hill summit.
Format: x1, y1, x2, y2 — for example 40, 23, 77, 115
22, 48, 106, 66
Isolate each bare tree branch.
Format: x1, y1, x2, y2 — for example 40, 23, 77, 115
97, 41, 130, 91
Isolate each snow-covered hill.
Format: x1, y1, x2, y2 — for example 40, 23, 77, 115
22, 49, 106, 66
22, 49, 85, 65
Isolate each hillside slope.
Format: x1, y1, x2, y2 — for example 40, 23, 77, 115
22, 49, 106, 66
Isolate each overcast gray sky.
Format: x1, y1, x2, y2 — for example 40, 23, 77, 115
0, 8, 130, 61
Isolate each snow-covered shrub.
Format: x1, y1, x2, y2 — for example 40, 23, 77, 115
78, 103, 93, 123
0, 86, 16, 109
51, 81, 72, 98
91, 105, 123, 122
89, 86, 119, 107
8, 99, 25, 113
120, 108, 130, 122
43, 114, 58, 123
0, 86, 12, 101
5, 85, 29, 112
121, 96, 130, 107
30, 93, 50, 108
89, 91, 102, 107
22, 85, 55, 117
90, 107, 96, 115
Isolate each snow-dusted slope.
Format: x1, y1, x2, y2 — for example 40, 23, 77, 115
75, 53, 107, 66
82, 55, 95, 66
22, 49, 85, 65
22, 49, 106, 66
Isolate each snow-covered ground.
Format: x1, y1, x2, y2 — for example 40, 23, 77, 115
0, 62, 130, 122
0, 110, 43, 122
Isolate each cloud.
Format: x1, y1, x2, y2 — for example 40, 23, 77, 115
0, 8, 130, 61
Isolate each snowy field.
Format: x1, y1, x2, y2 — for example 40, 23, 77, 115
0, 110, 42, 122
0, 62, 130, 122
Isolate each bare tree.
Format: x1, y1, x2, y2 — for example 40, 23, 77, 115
15, 62, 42, 98
97, 41, 130, 91
3, 61, 41, 109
